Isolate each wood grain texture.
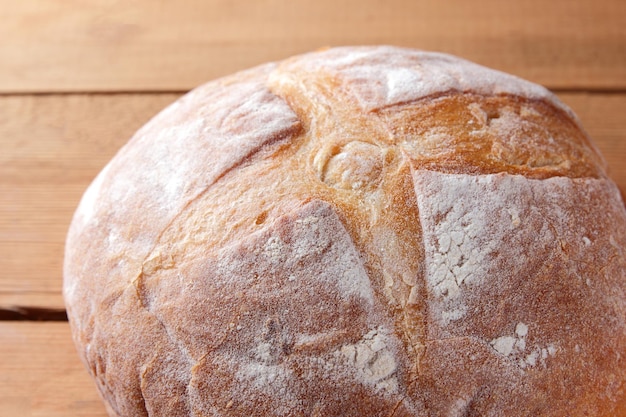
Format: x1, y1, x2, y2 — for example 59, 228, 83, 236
0, 92, 624, 311
0, 94, 179, 310
0, 322, 107, 416
0, 0, 624, 93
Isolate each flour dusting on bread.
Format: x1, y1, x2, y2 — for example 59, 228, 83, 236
64, 46, 626, 417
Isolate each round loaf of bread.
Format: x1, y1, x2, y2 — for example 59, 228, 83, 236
64, 46, 626, 416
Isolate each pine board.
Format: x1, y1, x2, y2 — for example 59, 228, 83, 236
0, 0, 624, 93
0, 322, 107, 416
0, 92, 624, 311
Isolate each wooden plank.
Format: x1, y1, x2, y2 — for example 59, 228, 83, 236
0, 0, 624, 93
0, 92, 624, 310
0, 322, 107, 416
0, 94, 179, 310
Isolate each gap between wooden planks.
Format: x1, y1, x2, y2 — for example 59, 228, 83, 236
0, 0, 625, 92
0, 92, 625, 312
0, 322, 108, 417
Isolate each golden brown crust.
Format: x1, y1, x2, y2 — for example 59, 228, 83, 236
64, 46, 626, 416
385, 93, 605, 178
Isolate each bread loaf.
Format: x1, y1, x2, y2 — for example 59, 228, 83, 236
64, 46, 626, 416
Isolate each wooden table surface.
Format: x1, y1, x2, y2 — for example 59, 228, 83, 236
1, 0, 625, 415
